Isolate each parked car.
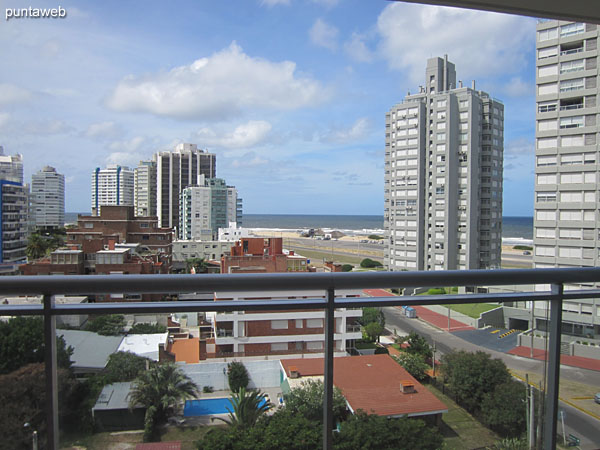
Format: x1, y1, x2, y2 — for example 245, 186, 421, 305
523, 251, 531, 255
595, 392, 600, 404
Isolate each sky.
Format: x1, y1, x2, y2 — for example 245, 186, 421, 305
0, 0, 537, 216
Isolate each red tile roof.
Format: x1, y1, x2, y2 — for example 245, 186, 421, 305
281, 354, 447, 417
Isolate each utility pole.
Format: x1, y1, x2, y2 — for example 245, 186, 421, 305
432, 340, 436, 377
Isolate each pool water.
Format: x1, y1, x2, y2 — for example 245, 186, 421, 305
183, 397, 267, 416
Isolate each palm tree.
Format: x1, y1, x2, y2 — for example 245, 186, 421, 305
212, 387, 273, 428
26, 233, 48, 261
129, 363, 199, 442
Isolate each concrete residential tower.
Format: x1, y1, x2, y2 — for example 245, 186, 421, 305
155, 143, 216, 229
384, 56, 503, 271
91, 165, 134, 215
31, 166, 65, 229
534, 21, 600, 337
134, 160, 156, 217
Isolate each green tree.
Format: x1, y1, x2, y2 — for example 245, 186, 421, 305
26, 233, 48, 261
0, 317, 72, 374
129, 323, 167, 334
0, 363, 78, 449
363, 321, 384, 343
399, 332, 433, 359
212, 387, 272, 428
358, 307, 385, 328
341, 264, 353, 272
103, 351, 153, 383
488, 438, 529, 450
360, 258, 383, 268
129, 363, 199, 442
334, 412, 443, 450
481, 380, 527, 437
283, 379, 347, 423
84, 314, 125, 335
227, 361, 249, 393
393, 352, 430, 381
186, 257, 209, 273
441, 351, 511, 413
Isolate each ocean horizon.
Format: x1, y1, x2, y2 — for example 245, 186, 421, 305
65, 212, 533, 240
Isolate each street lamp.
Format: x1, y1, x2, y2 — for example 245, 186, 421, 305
23, 423, 38, 450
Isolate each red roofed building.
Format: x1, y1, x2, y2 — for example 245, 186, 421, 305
220, 237, 308, 273
280, 354, 447, 423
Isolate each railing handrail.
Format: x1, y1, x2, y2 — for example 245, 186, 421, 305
2, 267, 600, 296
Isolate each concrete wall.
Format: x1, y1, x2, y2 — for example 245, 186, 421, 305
477, 306, 505, 328
572, 342, 600, 359
179, 359, 282, 391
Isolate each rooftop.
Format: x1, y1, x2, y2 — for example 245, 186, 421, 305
281, 354, 448, 418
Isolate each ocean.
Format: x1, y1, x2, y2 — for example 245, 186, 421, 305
66, 212, 533, 240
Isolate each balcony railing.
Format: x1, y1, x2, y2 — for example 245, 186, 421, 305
2, 267, 600, 449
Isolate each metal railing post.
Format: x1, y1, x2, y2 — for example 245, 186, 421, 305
543, 283, 563, 449
323, 287, 335, 450
43, 294, 59, 450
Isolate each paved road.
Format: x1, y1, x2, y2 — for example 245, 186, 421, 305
384, 306, 600, 449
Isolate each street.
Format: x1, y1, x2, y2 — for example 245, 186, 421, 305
383, 306, 600, 449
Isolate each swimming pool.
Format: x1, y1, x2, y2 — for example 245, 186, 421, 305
183, 397, 267, 416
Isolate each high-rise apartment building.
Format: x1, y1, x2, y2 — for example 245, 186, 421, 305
384, 56, 503, 271
178, 175, 241, 240
31, 166, 65, 229
0, 146, 28, 265
134, 160, 157, 217
91, 165, 134, 215
156, 143, 216, 229
534, 21, 600, 337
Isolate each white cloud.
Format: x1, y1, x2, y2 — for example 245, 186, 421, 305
85, 121, 124, 141
231, 152, 269, 168
259, 0, 290, 6
23, 120, 73, 135
505, 137, 534, 156
0, 113, 10, 129
344, 32, 374, 63
105, 151, 145, 167
0, 84, 33, 106
108, 136, 148, 154
376, 3, 534, 83
309, 18, 339, 51
194, 120, 272, 150
502, 76, 534, 97
322, 117, 371, 144
106, 42, 327, 120
311, 0, 340, 8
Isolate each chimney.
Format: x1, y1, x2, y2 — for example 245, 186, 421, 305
400, 380, 416, 394
108, 239, 116, 250
289, 366, 300, 379
289, 250, 295, 256
459, 80, 463, 88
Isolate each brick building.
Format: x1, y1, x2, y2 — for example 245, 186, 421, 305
220, 237, 308, 273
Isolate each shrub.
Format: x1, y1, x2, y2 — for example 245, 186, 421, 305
341, 264, 353, 272
227, 361, 249, 393
360, 258, 383, 268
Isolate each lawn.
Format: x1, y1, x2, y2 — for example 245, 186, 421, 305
441, 303, 500, 318
426, 384, 500, 450
61, 425, 215, 450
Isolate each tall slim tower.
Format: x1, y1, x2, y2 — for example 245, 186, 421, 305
31, 166, 65, 229
91, 165, 134, 215
134, 160, 157, 217
0, 146, 28, 264
534, 21, 600, 333
155, 143, 216, 229
384, 56, 503, 271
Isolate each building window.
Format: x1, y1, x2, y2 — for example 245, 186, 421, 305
271, 320, 288, 330
306, 319, 323, 328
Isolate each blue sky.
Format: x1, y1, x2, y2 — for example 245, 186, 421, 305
1, 0, 537, 216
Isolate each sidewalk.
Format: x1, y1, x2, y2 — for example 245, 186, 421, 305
362, 289, 473, 331
508, 346, 600, 372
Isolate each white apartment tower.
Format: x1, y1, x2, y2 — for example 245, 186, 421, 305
384, 56, 503, 271
534, 21, 600, 338
31, 166, 65, 229
0, 146, 28, 265
179, 175, 241, 240
91, 165, 134, 215
134, 160, 157, 217
156, 143, 216, 229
